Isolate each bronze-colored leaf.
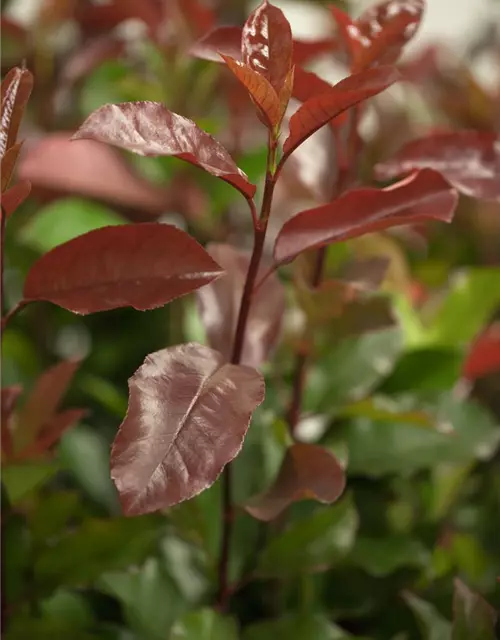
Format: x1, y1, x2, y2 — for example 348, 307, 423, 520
1, 66, 33, 157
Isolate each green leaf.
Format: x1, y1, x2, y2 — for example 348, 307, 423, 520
452, 578, 497, 640
5, 619, 97, 640
256, 496, 358, 578
3, 513, 30, 606
21, 198, 126, 253
422, 268, 500, 347
58, 425, 119, 512
338, 396, 435, 429
243, 613, 355, 640
29, 491, 82, 542
35, 516, 162, 589
347, 535, 429, 577
2, 462, 57, 504
80, 60, 130, 116
100, 558, 185, 640
170, 608, 238, 639
305, 328, 402, 412
41, 589, 94, 627
346, 394, 500, 477
404, 592, 451, 640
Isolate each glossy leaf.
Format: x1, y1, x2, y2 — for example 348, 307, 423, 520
274, 170, 458, 265
23, 223, 224, 314
73, 101, 256, 200
0, 66, 33, 158
244, 443, 345, 521
195, 244, 285, 368
375, 131, 500, 202
282, 65, 400, 165
16, 360, 80, 453
241, 0, 293, 96
171, 608, 239, 640
332, 1, 424, 72
462, 323, 500, 380
256, 497, 357, 578
111, 343, 265, 515
452, 578, 497, 640
18, 133, 172, 214
0, 179, 31, 218
220, 55, 282, 129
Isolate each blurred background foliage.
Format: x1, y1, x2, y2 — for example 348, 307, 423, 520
1, 0, 500, 638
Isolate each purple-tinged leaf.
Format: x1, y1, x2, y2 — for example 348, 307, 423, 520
196, 244, 285, 368
20, 409, 87, 459
281, 66, 400, 165
245, 443, 345, 521
1, 66, 33, 158
72, 101, 256, 200
111, 343, 265, 515
1, 141, 23, 192
189, 26, 243, 62
23, 223, 224, 314
274, 169, 458, 265
241, 0, 293, 96
0, 180, 31, 218
375, 131, 500, 202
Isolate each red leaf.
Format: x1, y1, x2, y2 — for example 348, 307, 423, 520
1, 180, 31, 218
221, 55, 281, 129
281, 65, 400, 165
16, 360, 80, 452
1, 141, 23, 192
375, 131, 500, 203
179, 0, 215, 36
111, 343, 265, 515
189, 26, 243, 63
23, 223, 224, 314
196, 244, 285, 368
292, 67, 334, 104
18, 133, 172, 214
73, 101, 256, 200
274, 169, 458, 265
241, 0, 293, 96
332, 1, 424, 71
22, 409, 87, 458
1, 386, 22, 458
60, 36, 125, 89
244, 443, 345, 521
1, 66, 33, 158
462, 324, 500, 381
292, 38, 337, 65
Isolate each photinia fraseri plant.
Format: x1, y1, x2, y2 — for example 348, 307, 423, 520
2, 0, 500, 631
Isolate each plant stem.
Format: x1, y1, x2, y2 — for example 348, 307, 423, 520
216, 135, 278, 610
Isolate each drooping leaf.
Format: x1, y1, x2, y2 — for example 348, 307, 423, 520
256, 496, 358, 578
170, 608, 239, 640
274, 170, 458, 265
0, 179, 31, 218
452, 579, 497, 640
241, 0, 293, 96
111, 343, 265, 515
462, 323, 500, 380
375, 131, 500, 202
244, 443, 345, 521
220, 55, 282, 129
23, 223, 224, 314
0, 66, 33, 158
332, 1, 424, 72
281, 65, 400, 165
73, 101, 256, 200
195, 243, 285, 368
17, 133, 172, 214
15, 360, 80, 453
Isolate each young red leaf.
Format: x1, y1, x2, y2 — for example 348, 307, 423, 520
292, 38, 338, 66
18, 134, 172, 214
375, 131, 500, 202
292, 67, 335, 104
462, 324, 500, 381
281, 66, 400, 165
1, 66, 33, 157
72, 101, 256, 200
23, 223, 224, 314
1, 180, 31, 218
1, 386, 22, 458
1, 141, 23, 192
111, 343, 265, 515
241, 0, 293, 96
244, 443, 345, 521
332, 1, 424, 71
21, 409, 87, 459
15, 360, 81, 452
220, 55, 282, 129
189, 26, 243, 62
196, 244, 285, 369
274, 169, 458, 265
